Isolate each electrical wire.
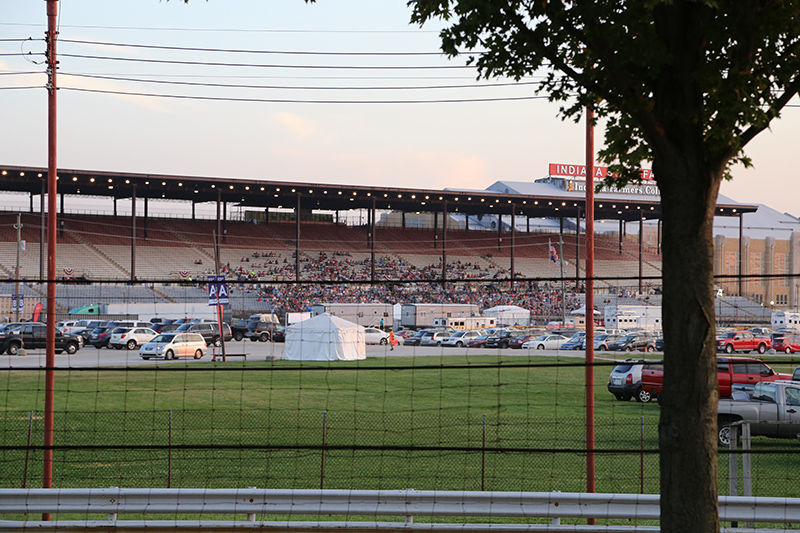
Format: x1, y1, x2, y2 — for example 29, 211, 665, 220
61, 72, 541, 91
0, 22, 439, 34
59, 39, 464, 57
58, 53, 476, 70
60, 85, 549, 104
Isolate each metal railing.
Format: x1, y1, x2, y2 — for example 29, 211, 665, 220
1, 488, 799, 532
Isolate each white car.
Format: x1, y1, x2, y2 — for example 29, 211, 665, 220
522, 334, 569, 350
139, 332, 207, 360
441, 330, 484, 347
364, 327, 390, 345
419, 331, 451, 347
109, 327, 158, 350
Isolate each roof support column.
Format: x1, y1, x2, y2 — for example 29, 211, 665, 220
510, 204, 515, 284
222, 201, 227, 243
442, 199, 447, 283
371, 196, 376, 283
216, 189, 222, 267
143, 197, 148, 239
497, 213, 502, 250
639, 212, 644, 294
191, 201, 196, 220
575, 208, 581, 281
433, 210, 438, 249
295, 193, 301, 282
619, 219, 623, 254
738, 212, 744, 296
131, 184, 136, 283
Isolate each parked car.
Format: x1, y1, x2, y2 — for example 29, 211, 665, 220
108, 327, 158, 350
560, 333, 588, 350
244, 320, 281, 342
508, 334, 536, 350
175, 322, 232, 346
419, 331, 450, 346
773, 335, 800, 354
522, 334, 569, 350
441, 330, 484, 347
607, 359, 656, 403
717, 380, 800, 446
641, 356, 792, 399
364, 327, 390, 345
139, 332, 207, 360
582, 334, 622, 351
486, 329, 535, 349
716, 330, 770, 354
1, 322, 81, 355
272, 328, 287, 343
404, 330, 430, 346
607, 334, 657, 352
88, 326, 114, 348
466, 334, 490, 348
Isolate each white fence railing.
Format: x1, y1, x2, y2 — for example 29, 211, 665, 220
1, 488, 799, 532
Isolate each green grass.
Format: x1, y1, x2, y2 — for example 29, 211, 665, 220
1, 354, 798, 502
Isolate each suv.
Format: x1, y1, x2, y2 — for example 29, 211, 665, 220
608, 333, 657, 352
419, 331, 450, 346
175, 322, 232, 346
108, 326, 158, 350
2, 323, 82, 355
608, 359, 655, 402
243, 319, 281, 342
486, 329, 534, 349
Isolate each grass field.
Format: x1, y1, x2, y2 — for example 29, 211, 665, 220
2, 354, 799, 502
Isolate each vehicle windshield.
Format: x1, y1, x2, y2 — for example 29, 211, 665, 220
176, 324, 192, 331
613, 364, 634, 373
451, 331, 466, 338
151, 334, 177, 343
533, 335, 548, 341
618, 335, 635, 342
719, 332, 736, 339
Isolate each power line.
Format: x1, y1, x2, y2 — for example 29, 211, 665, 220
62, 72, 540, 91
60, 39, 460, 57
0, 22, 439, 34
58, 53, 475, 70
61, 85, 549, 104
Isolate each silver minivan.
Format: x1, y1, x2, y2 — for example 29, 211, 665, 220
139, 332, 207, 360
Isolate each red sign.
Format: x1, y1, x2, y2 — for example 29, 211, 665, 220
33, 302, 43, 322
548, 163, 654, 181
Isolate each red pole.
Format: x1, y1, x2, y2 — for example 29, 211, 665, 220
44, 0, 58, 519
585, 105, 596, 507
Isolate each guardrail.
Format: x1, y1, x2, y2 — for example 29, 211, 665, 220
1, 488, 799, 532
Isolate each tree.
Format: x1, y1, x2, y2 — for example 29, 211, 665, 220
402, 1, 800, 531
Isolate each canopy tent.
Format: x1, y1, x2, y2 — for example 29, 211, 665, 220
482, 305, 531, 326
284, 313, 366, 361
570, 305, 601, 316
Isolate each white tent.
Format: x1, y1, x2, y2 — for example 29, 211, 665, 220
482, 305, 531, 326
570, 305, 601, 316
284, 313, 366, 361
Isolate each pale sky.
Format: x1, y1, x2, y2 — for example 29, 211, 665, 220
1, 1, 799, 216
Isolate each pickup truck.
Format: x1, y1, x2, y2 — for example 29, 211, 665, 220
717, 380, 800, 446
641, 356, 791, 400
716, 330, 770, 354
1, 323, 82, 355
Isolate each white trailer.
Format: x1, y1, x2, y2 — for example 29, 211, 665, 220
771, 310, 800, 329
603, 305, 661, 330
401, 303, 480, 329
433, 316, 496, 330
311, 303, 393, 328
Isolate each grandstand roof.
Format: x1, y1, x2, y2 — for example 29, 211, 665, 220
1, 164, 756, 222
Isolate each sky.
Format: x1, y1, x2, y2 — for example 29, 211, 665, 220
1, 0, 800, 216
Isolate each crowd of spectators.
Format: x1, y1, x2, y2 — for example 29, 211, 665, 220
185, 250, 582, 317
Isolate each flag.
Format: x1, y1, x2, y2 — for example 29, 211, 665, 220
549, 240, 558, 263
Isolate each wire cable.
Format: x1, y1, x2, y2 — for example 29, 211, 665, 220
61, 85, 549, 104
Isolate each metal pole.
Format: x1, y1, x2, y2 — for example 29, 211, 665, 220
638, 213, 644, 294
510, 204, 515, 286
131, 185, 136, 283
168, 409, 173, 488
442, 200, 447, 283
44, 0, 58, 518
585, 106, 596, 510
22, 411, 33, 488
320, 411, 327, 490
371, 197, 376, 283
14, 214, 21, 322
40, 181, 45, 281
560, 236, 566, 326
295, 193, 301, 283
738, 213, 744, 296
481, 413, 486, 491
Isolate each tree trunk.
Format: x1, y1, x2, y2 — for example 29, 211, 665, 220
656, 158, 723, 533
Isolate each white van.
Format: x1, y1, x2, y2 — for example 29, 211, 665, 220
139, 332, 207, 360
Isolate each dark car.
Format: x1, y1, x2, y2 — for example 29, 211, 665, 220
244, 320, 281, 342
486, 329, 534, 349
466, 334, 490, 348
272, 328, 286, 343
175, 322, 232, 346
655, 337, 665, 351
560, 333, 587, 351
70, 328, 93, 345
2, 322, 81, 355
508, 334, 536, 349
404, 329, 430, 346
88, 326, 114, 348
608, 334, 656, 352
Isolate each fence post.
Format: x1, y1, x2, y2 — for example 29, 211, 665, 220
168, 409, 172, 488
640, 416, 644, 494
320, 411, 327, 490
481, 413, 486, 491
22, 411, 33, 488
